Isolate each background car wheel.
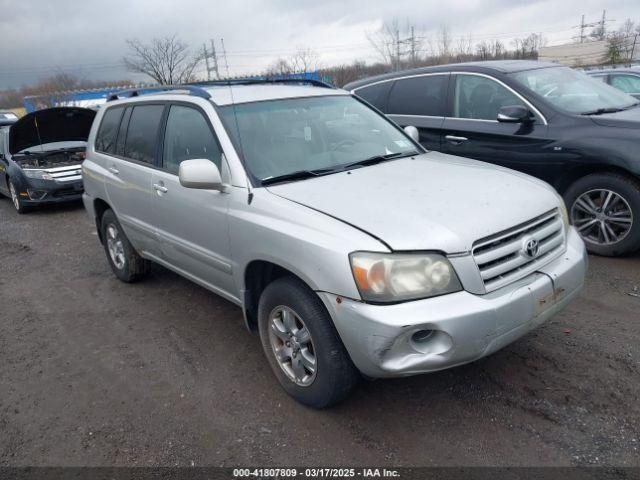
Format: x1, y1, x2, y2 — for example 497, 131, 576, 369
564, 173, 640, 256
8, 180, 29, 214
100, 209, 151, 282
258, 276, 359, 408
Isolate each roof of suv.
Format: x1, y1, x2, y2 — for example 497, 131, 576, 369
108, 84, 349, 107
344, 60, 561, 90
204, 84, 348, 106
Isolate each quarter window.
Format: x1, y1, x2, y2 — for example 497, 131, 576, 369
162, 105, 222, 175
387, 75, 447, 116
610, 74, 640, 94
124, 104, 164, 164
454, 75, 526, 121
355, 82, 392, 111
95, 107, 124, 154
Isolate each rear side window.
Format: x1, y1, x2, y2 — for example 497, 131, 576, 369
610, 74, 640, 93
95, 107, 124, 154
355, 82, 392, 111
124, 105, 164, 164
162, 105, 222, 175
387, 75, 448, 116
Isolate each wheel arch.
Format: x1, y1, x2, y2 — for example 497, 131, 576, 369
242, 259, 320, 333
555, 164, 639, 195
93, 198, 112, 244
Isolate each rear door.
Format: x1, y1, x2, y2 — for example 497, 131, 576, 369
101, 103, 165, 256
151, 103, 235, 298
354, 73, 449, 151
440, 73, 555, 180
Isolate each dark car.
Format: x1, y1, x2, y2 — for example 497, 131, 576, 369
586, 68, 640, 99
345, 60, 640, 256
0, 107, 96, 213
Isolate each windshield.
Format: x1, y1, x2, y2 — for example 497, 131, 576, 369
220, 95, 418, 183
510, 66, 638, 114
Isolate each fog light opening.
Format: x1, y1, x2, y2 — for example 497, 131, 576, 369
412, 329, 435, 344
27, 189, 47, 200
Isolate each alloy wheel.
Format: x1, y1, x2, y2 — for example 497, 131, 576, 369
268, 306, 317, 387
571, 189, 633, 245
106, 223, 126, 270
9, 182, 19, 211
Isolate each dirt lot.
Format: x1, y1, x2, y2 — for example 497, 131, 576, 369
0, 198, 639, 468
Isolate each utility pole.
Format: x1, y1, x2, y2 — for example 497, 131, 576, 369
579, 14, 586, 43
410, 26, 416, 64
202, 39, 221, 81
210, 39, 220, 79
395, 28, 401, 71
599, 10, 607, 40
630, 34, 638, 66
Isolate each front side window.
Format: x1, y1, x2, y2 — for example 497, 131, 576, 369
511, 66, 637, 114
220, 95, 418, 183
124, 104, 164, 164
95, 107, 124, 154
610, 74, 640, 94
454, 75, 526, 120
162, 105, 222, 175
387, 75, 447, 116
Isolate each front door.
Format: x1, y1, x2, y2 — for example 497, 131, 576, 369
151, 104, 235, 299
441, 73, 557, 183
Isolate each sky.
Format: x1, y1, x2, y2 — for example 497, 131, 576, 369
0, 0, 638, 89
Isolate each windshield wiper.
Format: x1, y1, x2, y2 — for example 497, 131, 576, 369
338, 151, 419, 172
581, 107, 626, 115
261, 167, 335, 186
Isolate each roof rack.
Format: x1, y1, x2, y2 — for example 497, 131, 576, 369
194, 78, 335, 89
107, 85, 211, 102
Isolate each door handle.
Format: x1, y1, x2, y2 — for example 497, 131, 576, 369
445, 135, 468, 144
153, 183, 168, 194
108, 166, 120, 175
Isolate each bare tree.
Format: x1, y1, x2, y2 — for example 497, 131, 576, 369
366, 20, 401, 66
512, 33, 546, 59
435, 25, 452, 61
288, 47, 320, 73
123, 35, 202, 84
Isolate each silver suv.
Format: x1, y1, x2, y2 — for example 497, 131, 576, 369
83, 81, 587, 408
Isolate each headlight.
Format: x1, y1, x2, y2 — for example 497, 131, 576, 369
556, 194, 570, 230
349, 252, 462, 303
23, 169, 54, 180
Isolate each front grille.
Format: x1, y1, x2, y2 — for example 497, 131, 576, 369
472, 210, 565, 292
46, 164, 83, 182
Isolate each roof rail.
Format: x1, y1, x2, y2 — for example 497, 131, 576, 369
107, 85, 211, 102
194, 78, 335, 89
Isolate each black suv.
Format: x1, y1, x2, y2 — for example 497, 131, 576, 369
345, 60, 640, 256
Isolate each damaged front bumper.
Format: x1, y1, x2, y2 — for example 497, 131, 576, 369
318, 228, 587, 378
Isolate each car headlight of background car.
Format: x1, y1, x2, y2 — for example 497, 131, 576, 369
23, 169, 54, 181
350, 252, 462, 303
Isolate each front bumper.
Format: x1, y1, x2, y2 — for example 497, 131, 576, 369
17, 178, 84, 205
319, 228, 587, 378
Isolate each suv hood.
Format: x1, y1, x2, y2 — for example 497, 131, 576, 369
267, 152, 559, 253
9, 107, 96, 155
588, 106, 640, 129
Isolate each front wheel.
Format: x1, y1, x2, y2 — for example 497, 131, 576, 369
8, 180, 29, 214
564, 173, 640, 256
258, 276, 359, 408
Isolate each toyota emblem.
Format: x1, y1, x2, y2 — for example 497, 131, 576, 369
523, 237, 540, 258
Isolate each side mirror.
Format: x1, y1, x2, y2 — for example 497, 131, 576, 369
497, 105, 534, 123
404, 125, 420, 143
179, 159, 223, 190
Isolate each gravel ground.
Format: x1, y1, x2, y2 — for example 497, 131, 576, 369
0, 198, 638, 467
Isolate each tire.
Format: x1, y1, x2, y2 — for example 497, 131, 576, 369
258, 276, 359, 408
564, 172, 640, 256
8, 179, 29, 214
100, 209, 151, 282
